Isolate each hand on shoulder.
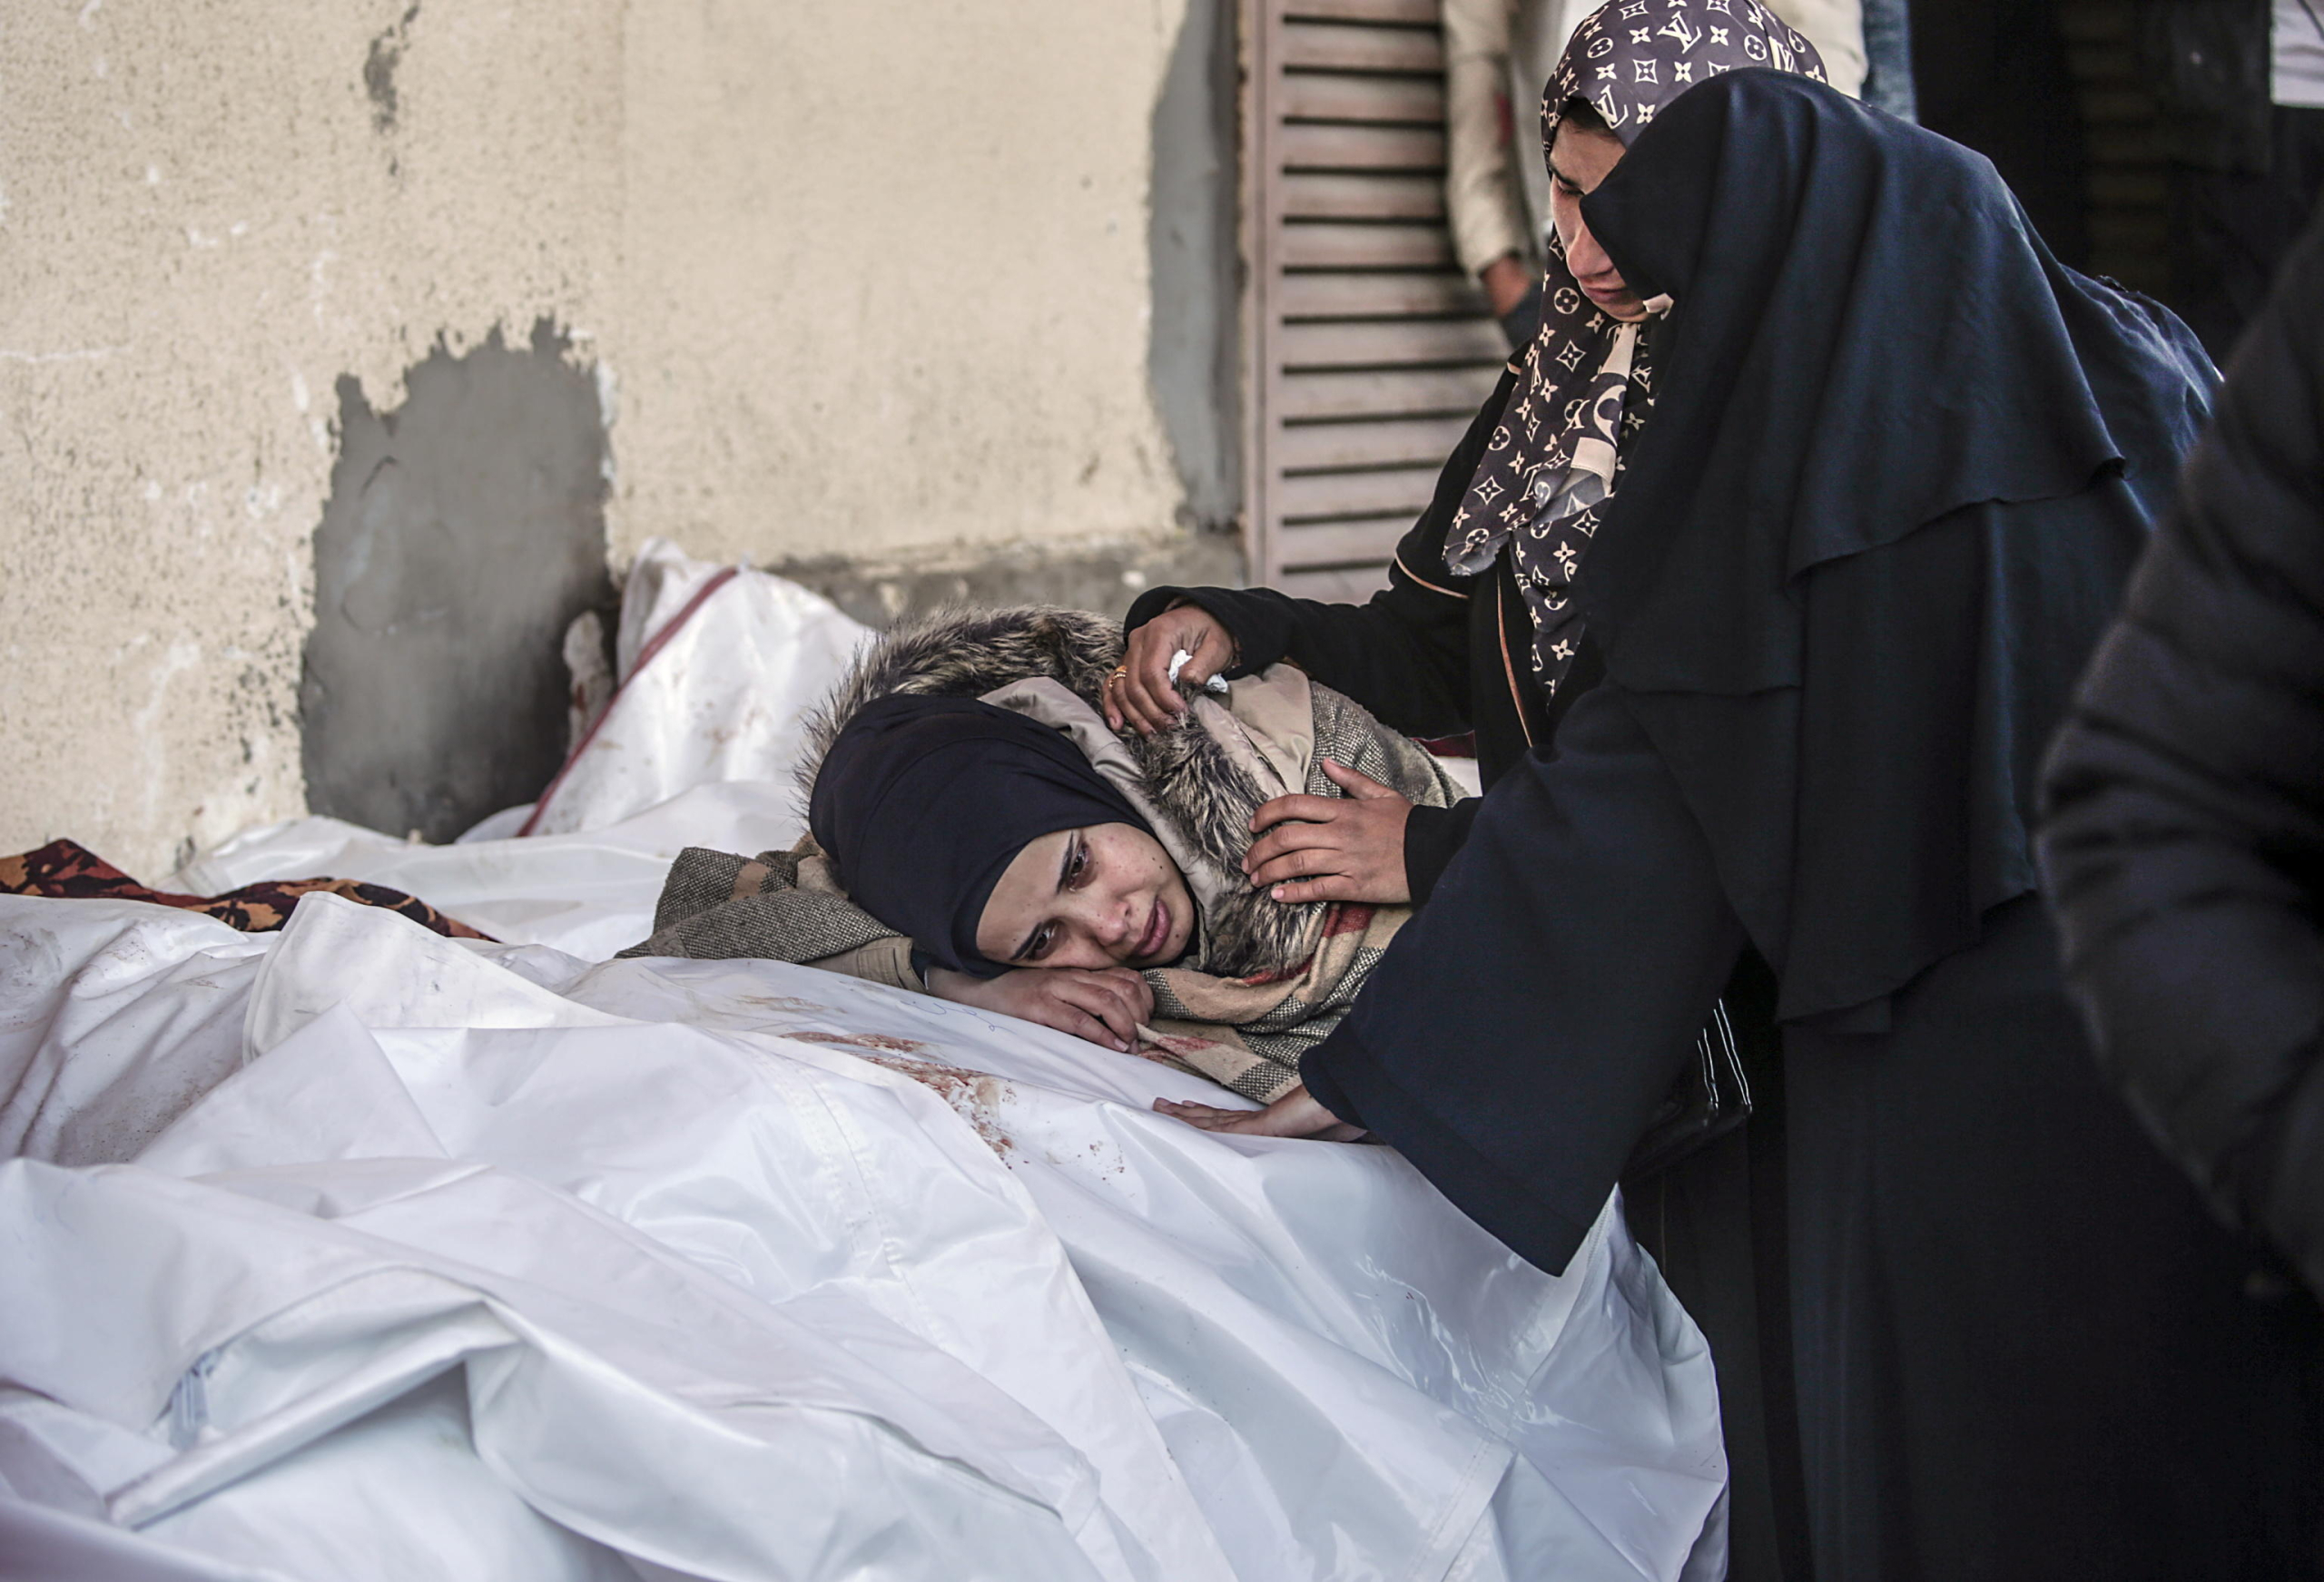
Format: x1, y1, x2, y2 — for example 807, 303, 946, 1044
1242, 758, 1414, 905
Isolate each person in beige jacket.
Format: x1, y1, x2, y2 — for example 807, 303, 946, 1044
1443, 0, 1866, 345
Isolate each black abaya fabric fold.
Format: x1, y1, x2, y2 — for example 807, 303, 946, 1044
1313, 685, 1748, 1273
1580, 70, 2209, 689
1301, 72, 2216, 1263
1565, 71, 2216, 1023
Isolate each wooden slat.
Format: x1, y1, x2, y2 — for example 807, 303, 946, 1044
1277, 466, 1441, 522
1279, 123, 1444, 172
1279, 19, 1443, 73
1277, 317, 1506, 368
1277, 516, 1413, 569
1285, 0, 1438, 23
1278, 365, 1502, 420
2057, 0, 2135, 41
2085, 124, 2162, 163
1279, 221, 1453, 270
1279, 171, 1443, 221
2088, 168, 2167, 206
2063, 42, 2139, 80
1274, 564, 1396, 601
1278, 72, 1444, 124
2079, 85, 2157, 123
1276, 270, 1480, 319
2089, 211, 2168, 250
1275, 414, 1473, 470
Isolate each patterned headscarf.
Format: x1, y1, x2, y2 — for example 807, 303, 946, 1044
1445, 0, 1824, 696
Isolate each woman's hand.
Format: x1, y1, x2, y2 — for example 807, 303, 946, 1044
1154, 1084, 1367, 1142
1243, 759, 1414, 904
1108, 603, 1235, 737
925, 965, 1154, 1053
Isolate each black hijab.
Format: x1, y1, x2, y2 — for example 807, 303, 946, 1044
808, 695, 1152, 978
1576, 70, 2215, 1021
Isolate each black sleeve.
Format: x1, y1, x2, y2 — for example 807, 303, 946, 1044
1400, 798, 1481, 904
2036, 208, 2324, 1293
1123, 368, 1518, 742
1303, 685, 1747, 1275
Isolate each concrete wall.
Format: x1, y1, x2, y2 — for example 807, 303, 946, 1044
0, 0, 1240, 876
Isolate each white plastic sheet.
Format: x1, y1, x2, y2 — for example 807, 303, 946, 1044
166, 780, 800, 961
0, 890, 1722, 1581
525, 538, 872, 838
3, 549, 1724, 1579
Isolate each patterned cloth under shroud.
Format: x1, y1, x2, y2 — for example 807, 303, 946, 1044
0, 839, 492, 940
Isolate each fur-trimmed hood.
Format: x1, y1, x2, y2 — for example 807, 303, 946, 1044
797, 605, 1451, 979
798, 606, 1126, 795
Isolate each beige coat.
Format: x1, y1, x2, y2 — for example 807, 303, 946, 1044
1443, 0, 1867, 280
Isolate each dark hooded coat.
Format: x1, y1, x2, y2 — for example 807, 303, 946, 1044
2040, 204, 2324, 1301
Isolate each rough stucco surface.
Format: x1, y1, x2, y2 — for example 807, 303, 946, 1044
0, 0, 1204, 878
609, 3, 1189, 564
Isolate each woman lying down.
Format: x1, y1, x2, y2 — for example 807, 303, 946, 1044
621, 606, 1460, 1116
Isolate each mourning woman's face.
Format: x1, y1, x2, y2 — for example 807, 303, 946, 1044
1549, 120, 1649, 322
975, 822, 1196, 972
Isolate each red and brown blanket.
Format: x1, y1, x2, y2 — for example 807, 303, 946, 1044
0, 838, 490, 940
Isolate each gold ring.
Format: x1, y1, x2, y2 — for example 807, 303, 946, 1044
1108, 666, 1128, 687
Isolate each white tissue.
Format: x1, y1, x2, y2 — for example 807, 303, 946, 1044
1168, 649, 1232, 694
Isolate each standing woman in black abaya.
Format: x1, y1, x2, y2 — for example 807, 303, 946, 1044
1166, 70, 2322, 1579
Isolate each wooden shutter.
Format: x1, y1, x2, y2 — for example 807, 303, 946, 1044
1241, 0, 1508, 599
2058, 0, 2169, 296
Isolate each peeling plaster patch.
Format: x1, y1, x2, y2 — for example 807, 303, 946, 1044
1147, 0, 1241, 534
301, 319, 615, 842
591, 359, 618, 428
592, 359, 619, 484
364, 3, 422, 136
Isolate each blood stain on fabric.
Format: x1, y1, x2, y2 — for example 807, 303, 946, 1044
854, 1053, 1019, 1159
789, 1030, 931, 1054
738, 995, 832, 1014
